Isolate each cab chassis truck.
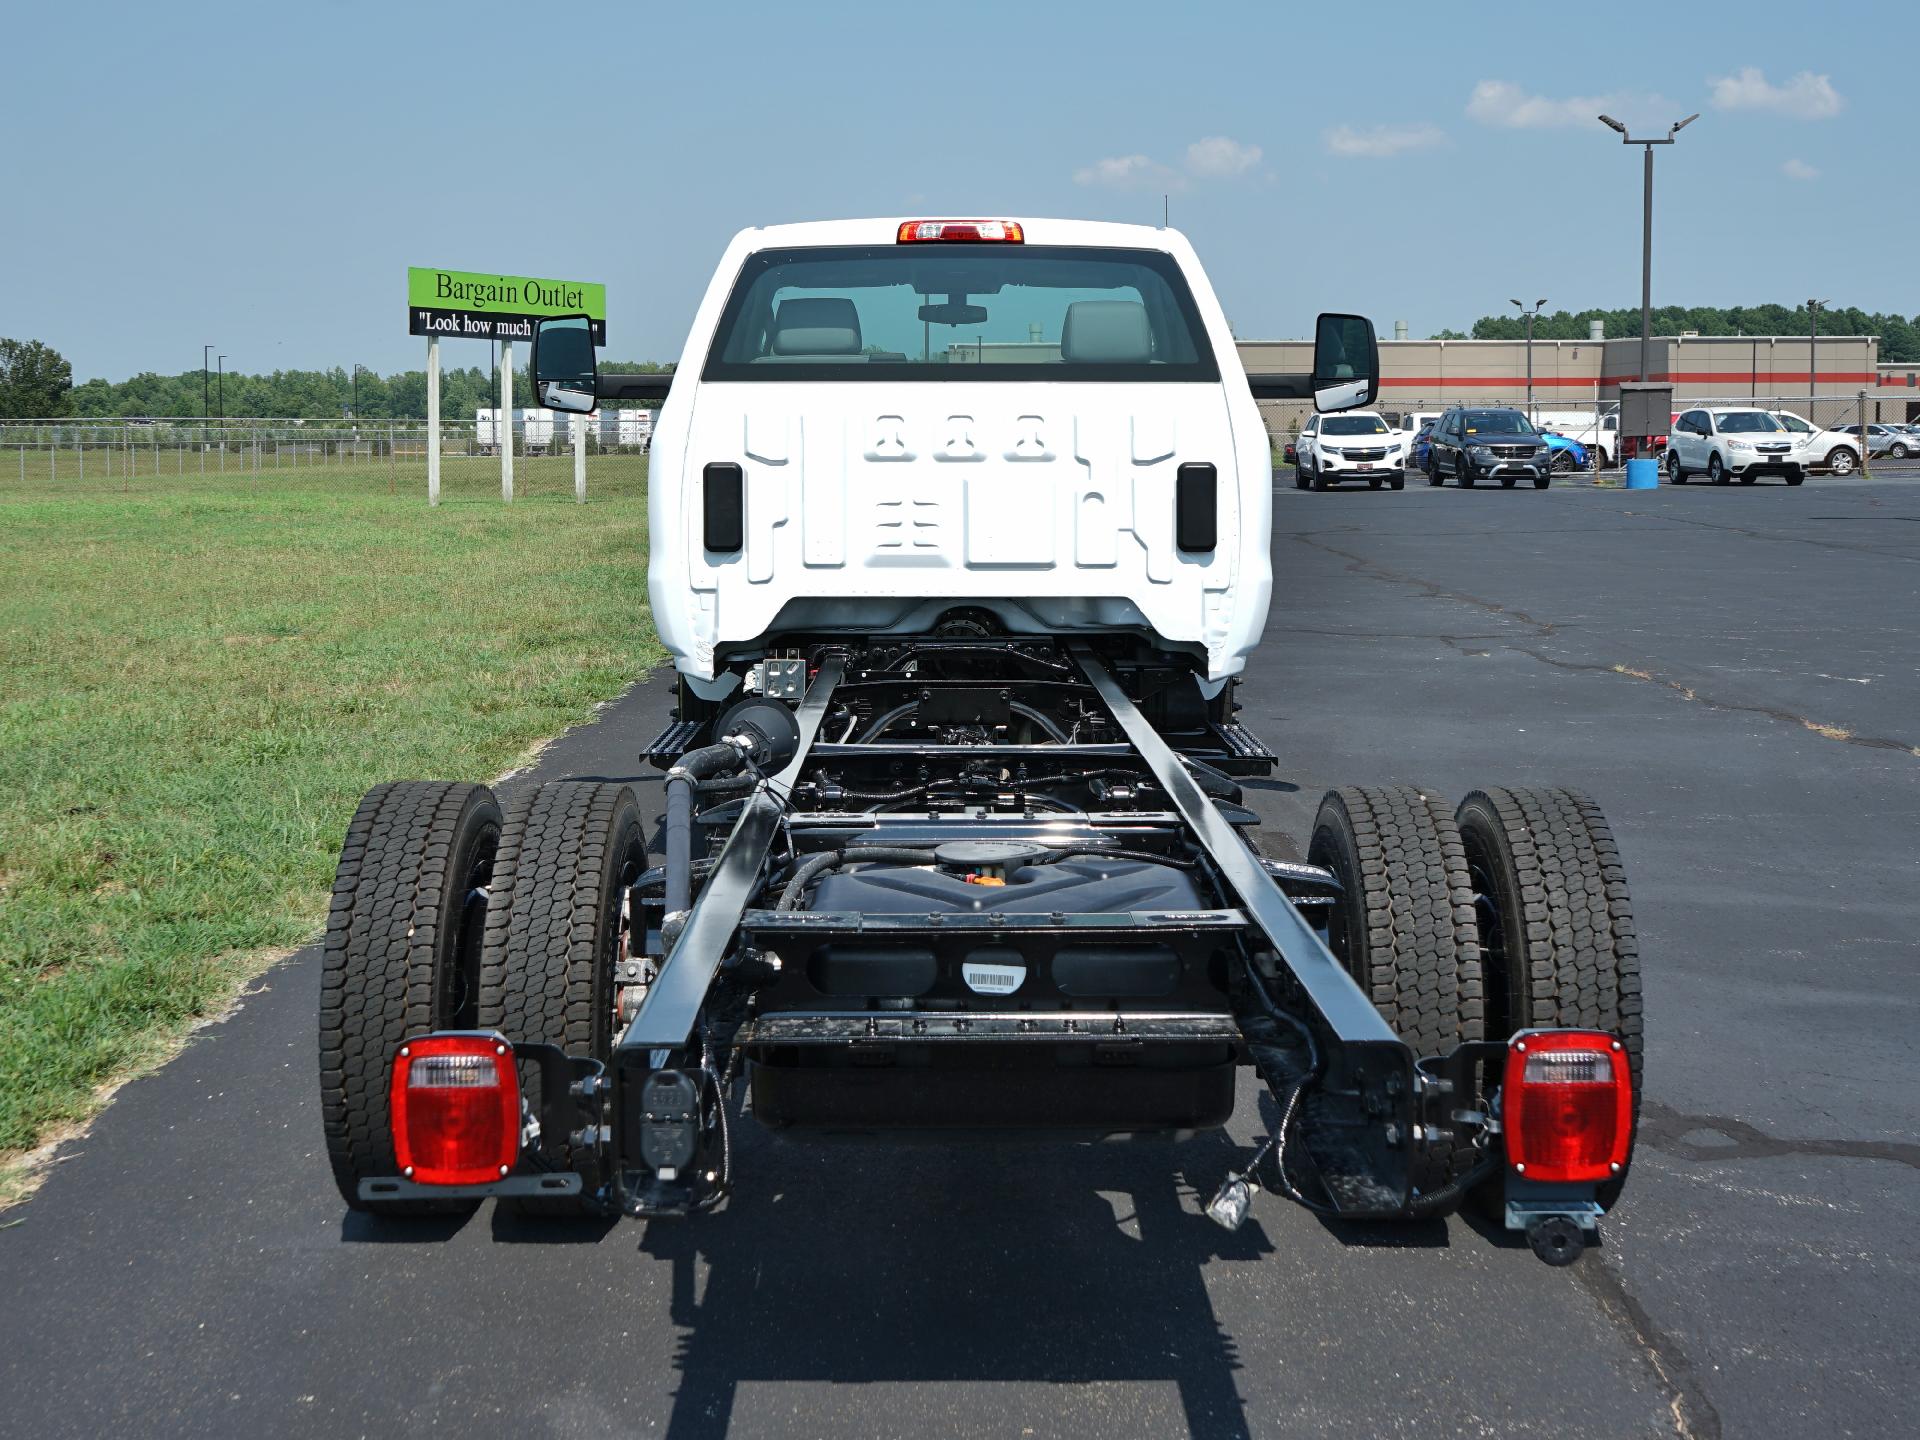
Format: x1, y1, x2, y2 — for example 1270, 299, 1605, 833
320, 220, 1640, 1264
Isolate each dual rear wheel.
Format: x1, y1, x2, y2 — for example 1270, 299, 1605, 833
1307, 784, 1642, 1213
320, 779, 645, 1217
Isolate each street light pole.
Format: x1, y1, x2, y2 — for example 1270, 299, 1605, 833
1598, 112, 1698, 383
1511, 298, 1547, 418
1806, 299, 1826, 421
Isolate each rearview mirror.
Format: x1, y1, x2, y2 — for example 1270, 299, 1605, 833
1311, 312, 1379, 413
532, 314, 598, 414
918, 302, 989, 327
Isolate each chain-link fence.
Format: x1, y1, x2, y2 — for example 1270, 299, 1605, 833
0, 415, 654, 499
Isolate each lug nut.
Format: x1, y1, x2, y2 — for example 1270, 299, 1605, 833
403, 1166, 414, 1178
1514, 1163, 1526, 1175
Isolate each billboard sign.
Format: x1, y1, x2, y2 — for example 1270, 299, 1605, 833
408, 267, 606, 343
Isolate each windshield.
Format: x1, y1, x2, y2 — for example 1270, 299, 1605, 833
702, 245, 1217, 382
1324, 415, 1390, 436
1716, 411, 1782, 433
1461, 410, 1534, 434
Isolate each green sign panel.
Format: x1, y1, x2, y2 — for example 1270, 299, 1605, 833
408, 266, 606, 343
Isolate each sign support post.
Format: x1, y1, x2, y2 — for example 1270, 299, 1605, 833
499, 340, 514, 503
573, 412, 586, 503
426, 334, 441, 506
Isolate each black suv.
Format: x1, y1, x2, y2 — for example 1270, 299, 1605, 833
1425, 407, 1552, 488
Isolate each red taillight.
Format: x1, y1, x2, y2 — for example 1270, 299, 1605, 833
388, 1035, 520, 1185
1503, 1030, 1632, 1184
896, 219, 1025, 244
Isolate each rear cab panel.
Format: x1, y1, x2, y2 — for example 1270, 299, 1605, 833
646, 220, 1273, 695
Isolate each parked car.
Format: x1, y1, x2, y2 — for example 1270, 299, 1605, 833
1293, 410, 1406, 490
1424, 407, 1552, 488
1539, 431, 1591, 471
1665, 408, 1803, 485
1410, 419, 1436, 471
1535, 409, 1620, 468
1833, 423, 1905, 458
1770, 411, 1860, 475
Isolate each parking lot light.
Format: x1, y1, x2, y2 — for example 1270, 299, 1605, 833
1512, 299, 1547, 418
1597, 114, 1699, 384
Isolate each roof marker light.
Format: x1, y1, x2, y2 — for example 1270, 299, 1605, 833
897, 220, 1025, 244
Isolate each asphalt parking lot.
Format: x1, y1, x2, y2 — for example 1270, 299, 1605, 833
2, 472, 1915, 1439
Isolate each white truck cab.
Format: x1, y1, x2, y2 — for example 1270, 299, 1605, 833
533, 218, 1378, 702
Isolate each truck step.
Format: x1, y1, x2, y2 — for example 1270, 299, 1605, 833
1204, 722, 1278, 775
641, 717, 702, 766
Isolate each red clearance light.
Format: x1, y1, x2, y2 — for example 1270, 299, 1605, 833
896, 219, 1024, 244
1503, 1029, 1632, 1184
388, 1034, 520, 1186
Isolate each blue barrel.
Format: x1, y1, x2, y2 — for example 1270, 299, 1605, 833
1625, 458, 1659, 489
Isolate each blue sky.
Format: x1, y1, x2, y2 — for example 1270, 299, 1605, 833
4, 0, 1913, 380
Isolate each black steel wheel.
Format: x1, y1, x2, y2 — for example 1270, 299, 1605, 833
1455, 788, 1642, 1208
319, 781, 502, 1215
1308, 786, 1484, 1204
478, 781, 646, 1216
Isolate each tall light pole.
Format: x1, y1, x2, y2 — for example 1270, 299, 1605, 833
1806, 299, 1827, 421
1598, 112, 1699, 382
1511, 298, 1547, 418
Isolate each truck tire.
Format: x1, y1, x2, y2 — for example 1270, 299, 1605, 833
1455, 788, 1642, 1207
477, 781, 647, 1215
319, 781, 502, 1214
1307, 786, 1484, 1203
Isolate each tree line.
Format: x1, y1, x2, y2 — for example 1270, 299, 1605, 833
0, 341, 667, 420
1446, 304, 1920, 362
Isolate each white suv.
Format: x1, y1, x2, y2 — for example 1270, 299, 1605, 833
1294, 410, 1406, 490
531, 218, 1380, 695
1665, 407, 1804, 486
1770, 411, 1860, 475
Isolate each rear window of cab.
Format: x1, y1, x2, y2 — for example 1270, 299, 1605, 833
701, 245, 1220, 382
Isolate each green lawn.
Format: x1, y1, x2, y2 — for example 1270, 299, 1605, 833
0, 456, 665, 1193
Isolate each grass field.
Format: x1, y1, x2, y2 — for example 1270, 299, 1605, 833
0, 455, 665, 1193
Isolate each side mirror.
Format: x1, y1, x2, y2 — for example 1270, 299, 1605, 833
532, 314, 598, 414
1311, 313, 1379, 413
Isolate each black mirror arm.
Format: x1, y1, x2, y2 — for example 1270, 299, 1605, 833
1246, 373, 1311, 400
596, 372, 674, 402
